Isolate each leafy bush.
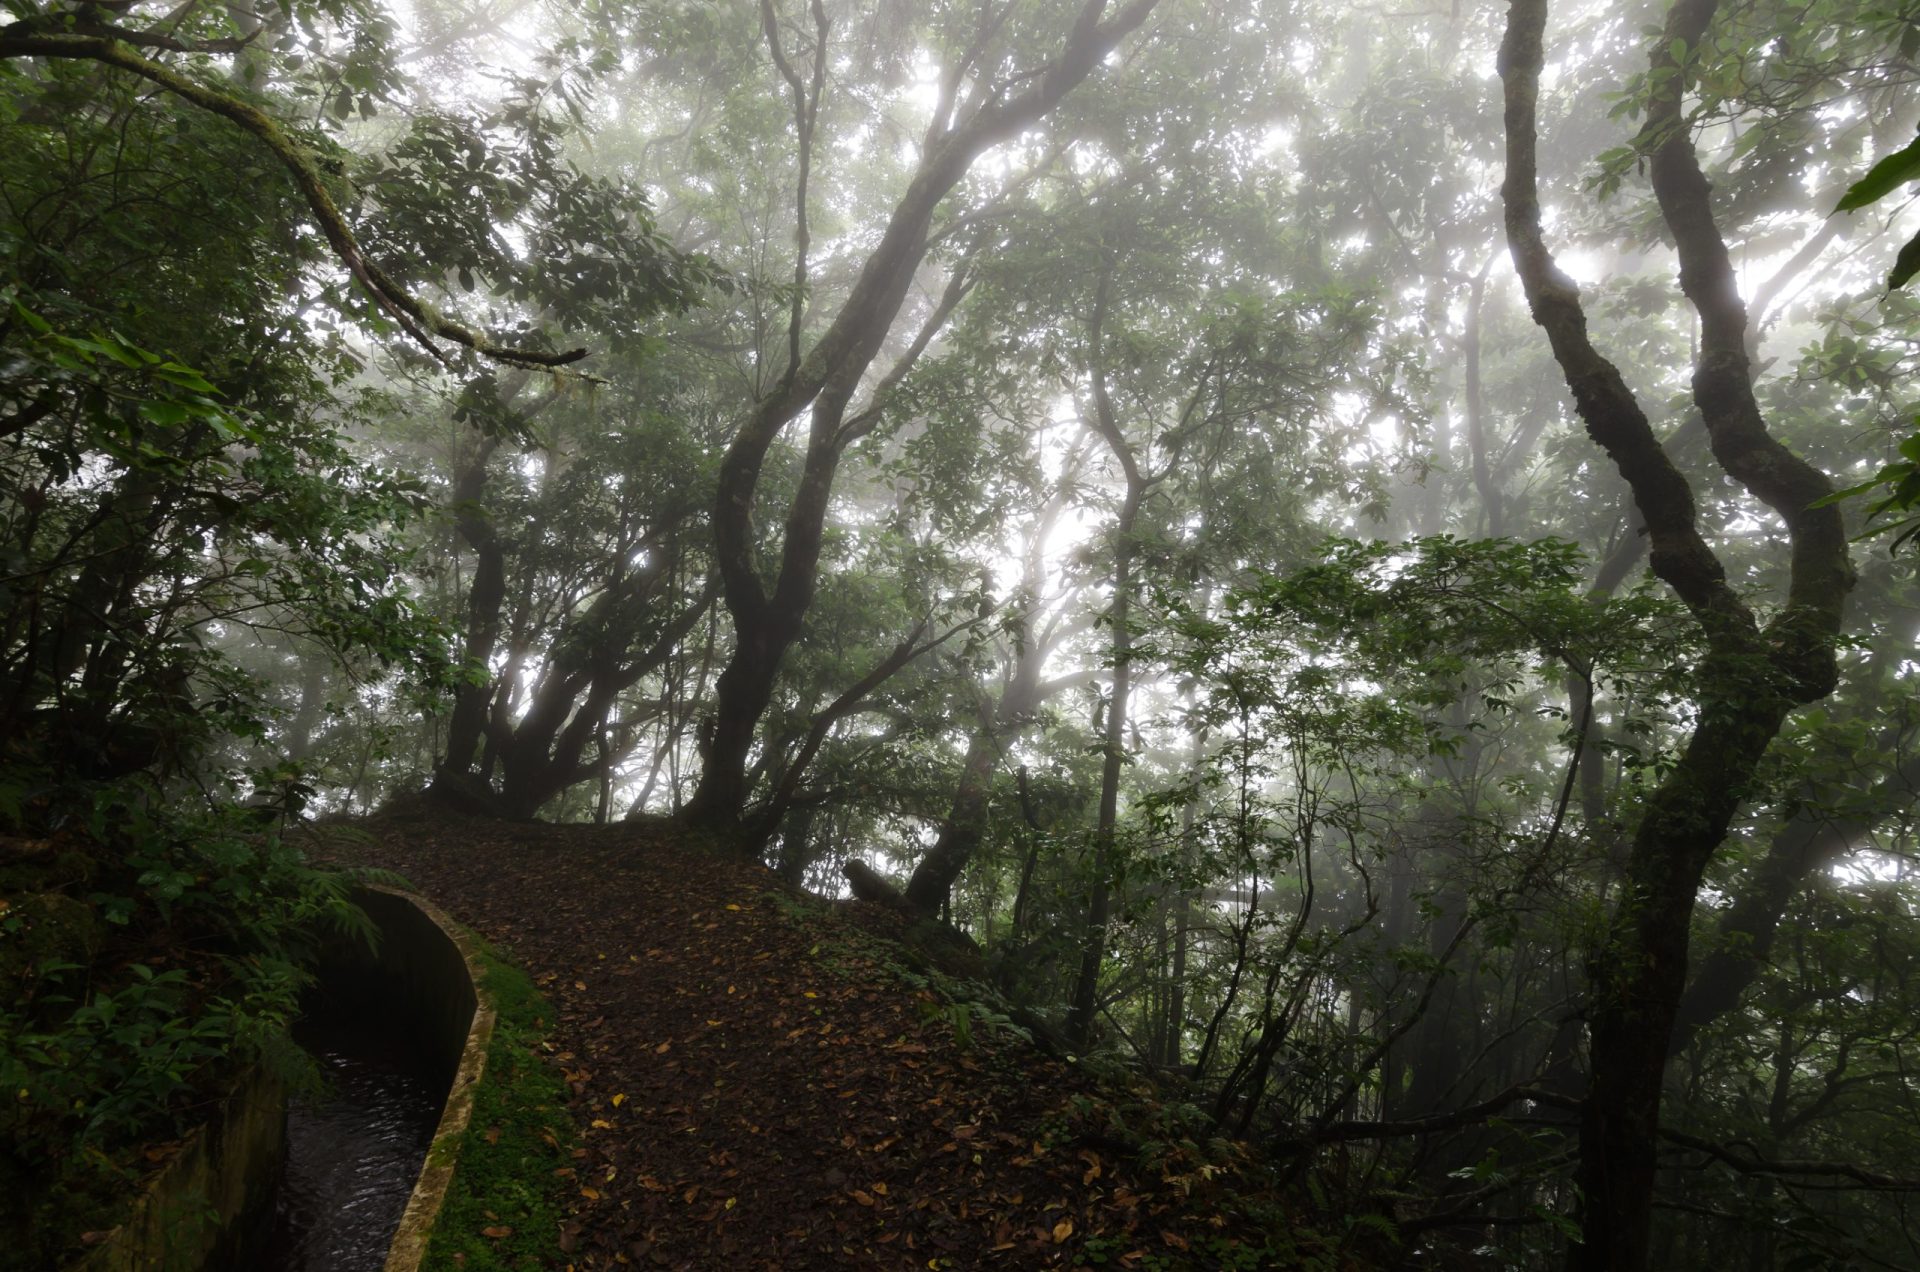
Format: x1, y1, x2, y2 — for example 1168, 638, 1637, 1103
0, 781, 367, 1266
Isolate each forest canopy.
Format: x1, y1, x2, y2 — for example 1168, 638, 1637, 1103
4, 0, 1920, 1268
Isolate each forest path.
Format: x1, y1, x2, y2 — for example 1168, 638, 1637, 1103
315, 807, 1280, 1271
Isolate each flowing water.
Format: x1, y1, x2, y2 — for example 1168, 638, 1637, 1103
256, 1012, 447, 1272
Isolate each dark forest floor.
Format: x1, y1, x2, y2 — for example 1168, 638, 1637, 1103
308, 805, 1337, 1271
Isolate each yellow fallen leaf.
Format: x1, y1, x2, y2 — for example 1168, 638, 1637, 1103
610, 1093, 626, 1107
725, 1196, 737, 1209
1053, 1219, 1074, 1243
580, 1187, 599, 1200
591, 1119, 611, 1129
655, 1040, 671, 1053
804, 991, 818, 999
573, 980, 586, 991
725, 903, 741, 911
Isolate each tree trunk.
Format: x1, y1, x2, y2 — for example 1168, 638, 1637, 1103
437, 433, 505, 781
682, 0, 1162, 839
1498, 3, 1851, 1267
907, 724, 998, 914
1668, 741, 1920, 1055
1066, 279, 1142, 1048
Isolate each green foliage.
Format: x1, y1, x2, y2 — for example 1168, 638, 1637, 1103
0, 788, 364, 1265
1836, 127, 1920, 290
1815, 419, 1920, 553
358, 91, 726, 363
422, 946, 573, 1272
2, 0, 1919, 1265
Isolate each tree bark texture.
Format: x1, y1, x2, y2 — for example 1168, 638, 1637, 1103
1498, 2, 1852, 1267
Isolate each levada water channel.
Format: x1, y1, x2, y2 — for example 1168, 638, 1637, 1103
256, 1002, 448, 1271
73, 887, 485, 1272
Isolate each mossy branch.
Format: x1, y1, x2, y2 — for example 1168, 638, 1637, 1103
0, 31, 588, 370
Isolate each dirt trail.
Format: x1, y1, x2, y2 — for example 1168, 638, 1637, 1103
317, 808, 1290, 1270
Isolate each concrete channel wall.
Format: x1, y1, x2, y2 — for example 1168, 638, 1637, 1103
71, 1067, 288, 1272
361, 886, 496, 1272
70, 884, 494, 1272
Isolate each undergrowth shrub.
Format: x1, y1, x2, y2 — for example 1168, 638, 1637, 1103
0, 776, 367, 1268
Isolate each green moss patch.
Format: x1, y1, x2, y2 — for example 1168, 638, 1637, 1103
422, 944, 574, 1272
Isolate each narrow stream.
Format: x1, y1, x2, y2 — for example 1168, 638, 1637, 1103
256, 1011, 448, 1272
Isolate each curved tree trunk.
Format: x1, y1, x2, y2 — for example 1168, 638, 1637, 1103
906, 723, 999, 914
904, 478, 1083, 913
682, 0, 1163, 842
1498, 2, 1852, 1267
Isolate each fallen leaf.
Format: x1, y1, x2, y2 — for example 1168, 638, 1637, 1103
483, 1126, 501, 1145
850, 1190, 875, 1207
656, 1040, 671, 1053
725, 903, 741, 911
1053, 1219, 1074, 1243
481, 1225, 513, 1239
610, 1093, 626, 1107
